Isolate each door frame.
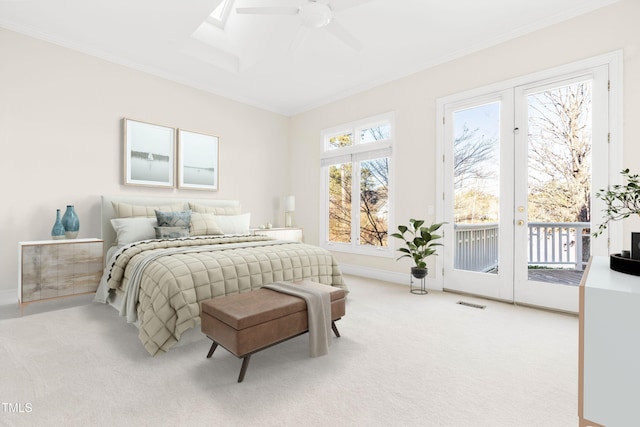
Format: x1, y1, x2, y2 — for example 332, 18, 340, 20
435, 51, 623, 310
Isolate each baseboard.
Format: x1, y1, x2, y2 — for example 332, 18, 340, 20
0, 268, 439, 303
339, 263, 442, 291
0, 289, 17, 305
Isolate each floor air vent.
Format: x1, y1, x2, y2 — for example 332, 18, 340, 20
457, 301, 486, 309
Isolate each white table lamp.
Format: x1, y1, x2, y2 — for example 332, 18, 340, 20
284, 195, 295, 228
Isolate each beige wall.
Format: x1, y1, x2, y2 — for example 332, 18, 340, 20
0, 29, 290, 295
290, 0, 640, 278
1, 0, 638, 296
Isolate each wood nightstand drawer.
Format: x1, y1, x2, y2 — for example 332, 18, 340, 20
19, 238, 104, 304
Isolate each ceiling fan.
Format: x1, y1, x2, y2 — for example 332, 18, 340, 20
236, 0, 373, 51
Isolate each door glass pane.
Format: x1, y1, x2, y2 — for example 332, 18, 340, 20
453, 102, 501, 273
328, 163, 352, 243
359, 157, 388, 247
526, 80, 592, 285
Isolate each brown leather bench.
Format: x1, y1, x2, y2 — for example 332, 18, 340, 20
200, 280, 346, 382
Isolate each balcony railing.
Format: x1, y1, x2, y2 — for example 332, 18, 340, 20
454, 222, 591, 271
454, 223, 499, 272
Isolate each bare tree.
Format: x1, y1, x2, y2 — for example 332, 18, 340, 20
527, 82, 592, 222
453, 125, 498, 223
328, 163, 352, 243
359, 158, 388, 245
454, 125, 496, 189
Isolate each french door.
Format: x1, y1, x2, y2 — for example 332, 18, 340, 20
441, 64, 610, 313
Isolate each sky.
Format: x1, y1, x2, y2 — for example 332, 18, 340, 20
454, 101, 501, 197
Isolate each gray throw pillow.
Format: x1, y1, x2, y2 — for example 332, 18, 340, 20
155, 210, 192, 227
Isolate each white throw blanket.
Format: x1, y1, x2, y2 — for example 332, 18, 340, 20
262, 281, 332, 357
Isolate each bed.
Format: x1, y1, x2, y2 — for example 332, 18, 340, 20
94, 195, 347, 356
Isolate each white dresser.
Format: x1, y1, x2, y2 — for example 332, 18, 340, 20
251, 227, 303, 243
579, 256, 640, 427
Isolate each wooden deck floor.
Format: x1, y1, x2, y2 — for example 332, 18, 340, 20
528, 269, 584, 286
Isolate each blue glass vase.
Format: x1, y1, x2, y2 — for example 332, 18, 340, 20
61, 205, 79, 239
51, 209, 65, 240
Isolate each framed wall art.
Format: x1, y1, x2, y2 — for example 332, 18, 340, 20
177, 129, 219, 191
123, 118, 175, 188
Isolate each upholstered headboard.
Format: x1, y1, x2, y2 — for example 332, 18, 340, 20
101, 195, 241, 249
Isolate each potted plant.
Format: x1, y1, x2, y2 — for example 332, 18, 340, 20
594, 168, 640, 273
391, 219, 446, 279
593, 168, 640, 237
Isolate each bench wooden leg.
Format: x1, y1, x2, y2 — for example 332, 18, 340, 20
206, 341, 218, 358
238, 355, 251, 383
331, 321, 341, 337
206, 321, 343, 383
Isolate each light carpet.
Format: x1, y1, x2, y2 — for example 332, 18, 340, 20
0, 275, 578, 426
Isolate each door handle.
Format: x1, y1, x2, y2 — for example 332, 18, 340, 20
517, 220, 524, 226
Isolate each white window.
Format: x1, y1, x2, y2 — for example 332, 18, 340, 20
320, 112, 394, 256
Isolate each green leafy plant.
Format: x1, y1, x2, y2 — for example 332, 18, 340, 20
391, 219, 446, 269
594, 168, 640, 237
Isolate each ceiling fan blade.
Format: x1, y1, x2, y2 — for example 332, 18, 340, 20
328, 0, 374, 13
324, 19, 363, 51
236, 6, 300, 15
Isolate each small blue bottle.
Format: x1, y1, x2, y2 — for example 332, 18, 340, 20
51, 209, 65, 240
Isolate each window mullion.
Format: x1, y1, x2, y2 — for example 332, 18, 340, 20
352, 158, 360, 246
351, 124, 362, 246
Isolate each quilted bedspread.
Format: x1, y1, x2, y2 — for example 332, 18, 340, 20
104, 235, 347, 355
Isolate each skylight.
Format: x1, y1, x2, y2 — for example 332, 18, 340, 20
207, 0, 233, 29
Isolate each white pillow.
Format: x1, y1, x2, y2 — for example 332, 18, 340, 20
213, 213, 251, 235
111, 217, 157, 246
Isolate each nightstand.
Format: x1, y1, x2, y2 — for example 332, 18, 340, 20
18, 238, 104, 304
251, 227, 303, 243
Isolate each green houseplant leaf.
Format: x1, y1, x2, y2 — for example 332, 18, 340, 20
391, 219, 446, 270
594, 168, 640, 237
